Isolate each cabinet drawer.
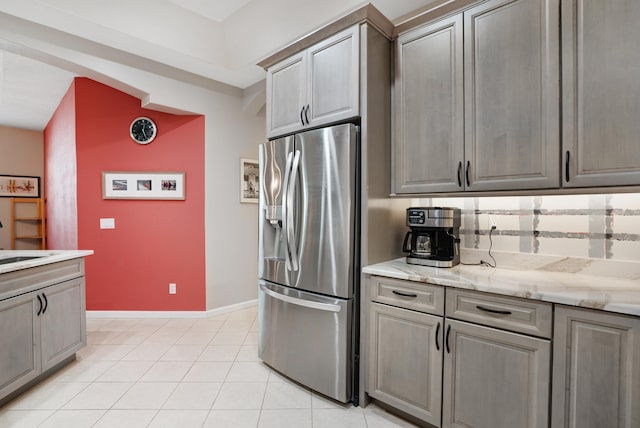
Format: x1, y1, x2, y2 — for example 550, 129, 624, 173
445, 289, 552, 338
371, 276, 444, 316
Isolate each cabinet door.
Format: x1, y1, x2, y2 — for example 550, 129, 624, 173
307, 26, 360, 128
266, 51, 307, 138
442, 319, 550, 428
40, 278, 86, 371
369, 302, 443, 425
394, 15, 464, 194
464, 0, 560, 191
552, 306, 640, 428
0, 292, 40, 399
562, 0, 640, 187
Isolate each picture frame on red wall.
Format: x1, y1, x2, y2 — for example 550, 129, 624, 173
102, 171, 185, 200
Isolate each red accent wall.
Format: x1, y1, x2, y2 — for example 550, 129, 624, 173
46, 78, 206, 311
44, 80, 78, 250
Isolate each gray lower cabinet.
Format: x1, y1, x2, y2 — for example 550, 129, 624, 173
442, 319, 551, 428
561, 0, 640, 188
369, 302, 443, 425
0, 276, 86, 403
551, 306, 640, 428
367, 277, 552, 428
0, 292, 40, 400
40, 278, 86, 371
368, 276, 444, 426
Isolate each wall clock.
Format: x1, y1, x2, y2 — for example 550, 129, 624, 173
130, 117, 157, 144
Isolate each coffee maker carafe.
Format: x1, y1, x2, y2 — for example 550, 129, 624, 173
402, 207, 461, 268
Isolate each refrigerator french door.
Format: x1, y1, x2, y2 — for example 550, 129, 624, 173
258, 123, 359, 403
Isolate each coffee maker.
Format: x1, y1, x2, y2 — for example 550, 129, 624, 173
402, 207, 461, 268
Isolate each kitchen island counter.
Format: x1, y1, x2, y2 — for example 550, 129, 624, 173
0, 249, 92, 404
0, 250, 94, 274
363, 250, 640, 317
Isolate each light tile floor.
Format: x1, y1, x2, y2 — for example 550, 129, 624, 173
0, 306, 417, 428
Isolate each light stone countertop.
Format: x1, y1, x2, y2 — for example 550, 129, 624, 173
0, 250, 94, 274
362, 249, 640, 317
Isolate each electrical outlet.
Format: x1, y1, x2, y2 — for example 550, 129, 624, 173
169, 283, 176, 294
488, 216, 499, 230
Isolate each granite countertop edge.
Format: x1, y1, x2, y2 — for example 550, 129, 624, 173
363, 253, 640, 318
0, 250, 94, 274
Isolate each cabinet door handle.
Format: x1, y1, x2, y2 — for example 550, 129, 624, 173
300, 107, 305, 126
435, 322, 441, 351
465, 160, 471, 187
445, 324, 451, 354
565, 150, 571, 183
36, 294, 43, 316
42, 293, 48, 314
392, 290, 418, 298
457, 161, 462, 187
476, 305, 512, 315
304, 104, 310, 125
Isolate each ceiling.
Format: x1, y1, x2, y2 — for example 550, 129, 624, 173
0, 0, 435, 131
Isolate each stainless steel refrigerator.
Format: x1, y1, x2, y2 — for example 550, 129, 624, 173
258, 123, 359, 403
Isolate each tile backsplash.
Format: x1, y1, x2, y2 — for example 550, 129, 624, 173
410, 193, 640, 263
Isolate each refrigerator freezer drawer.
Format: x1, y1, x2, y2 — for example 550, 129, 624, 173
258, 280, 352, 402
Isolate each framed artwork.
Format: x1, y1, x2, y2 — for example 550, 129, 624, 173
240, 158, 259, 203
0, 175, 40, 198
102, 171, 185, 200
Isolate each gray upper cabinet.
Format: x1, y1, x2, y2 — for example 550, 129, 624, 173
464, 0, 560, 191
266, 52, 306, 138
394, 15, 464, 194
266, 26, 359, 139
306, 27, 360, 128
562, 0, 640, 187
552, 306, 640, 428
393, 0, 559, 194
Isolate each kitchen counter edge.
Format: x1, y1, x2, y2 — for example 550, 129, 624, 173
363, 257, 640, 317
0, 250, 94, 274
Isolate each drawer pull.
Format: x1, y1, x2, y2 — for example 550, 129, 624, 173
476, 305, 512, 315
392, 290, 418, 298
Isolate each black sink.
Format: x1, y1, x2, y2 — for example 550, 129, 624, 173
0, 256, 42, 265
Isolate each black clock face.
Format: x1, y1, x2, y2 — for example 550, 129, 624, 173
130, 117, 157, 144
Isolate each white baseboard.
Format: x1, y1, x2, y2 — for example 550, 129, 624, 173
86, 299, 258, 319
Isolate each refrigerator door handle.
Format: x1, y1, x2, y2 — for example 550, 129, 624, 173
286, 150, 301, 271
282, 151, 294, 271
260, 283, 342, 313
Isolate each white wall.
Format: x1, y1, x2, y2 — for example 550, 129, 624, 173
0, 126, 44, 250
203, 92, 265, 309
